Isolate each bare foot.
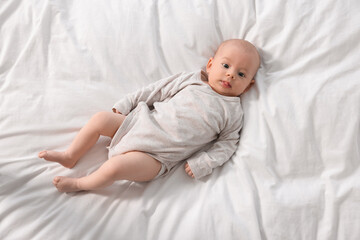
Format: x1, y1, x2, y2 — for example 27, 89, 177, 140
38, 150, 76, 168
53, 176, 82, 193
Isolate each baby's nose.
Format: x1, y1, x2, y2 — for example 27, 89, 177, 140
226, 72, 235, 79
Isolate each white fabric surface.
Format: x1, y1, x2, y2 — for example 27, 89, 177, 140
1, 0, 359, 239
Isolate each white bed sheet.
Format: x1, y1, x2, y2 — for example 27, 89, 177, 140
1, 0, 360, 239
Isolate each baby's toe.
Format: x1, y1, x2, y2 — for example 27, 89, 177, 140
38, 151, 47, 159
53, 176, 61, 185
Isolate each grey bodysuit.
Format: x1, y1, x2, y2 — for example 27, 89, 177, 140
108, 70, 243, 179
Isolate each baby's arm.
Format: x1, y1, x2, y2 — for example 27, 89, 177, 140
112, 72, 194, 115
186, 119, 242, 179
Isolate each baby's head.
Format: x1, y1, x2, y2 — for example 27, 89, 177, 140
206, 39, 260, 97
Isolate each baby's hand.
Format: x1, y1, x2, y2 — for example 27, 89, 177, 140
184, 162, 194, 178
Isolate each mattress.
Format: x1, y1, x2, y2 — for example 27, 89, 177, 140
1, 0, 359, 239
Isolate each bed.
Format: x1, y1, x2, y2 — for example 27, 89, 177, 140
1, 0, 359, 239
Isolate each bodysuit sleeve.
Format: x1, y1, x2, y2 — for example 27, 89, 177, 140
113, 71, 200, 115
186, 116, 243, 179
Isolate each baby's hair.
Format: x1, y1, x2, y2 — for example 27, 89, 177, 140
214, 39, 261, 69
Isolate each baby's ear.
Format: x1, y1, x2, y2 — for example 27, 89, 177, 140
206, 57, 214, 73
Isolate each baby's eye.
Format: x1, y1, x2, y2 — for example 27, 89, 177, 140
238, 72, 245, 78
222, 63, 229, 69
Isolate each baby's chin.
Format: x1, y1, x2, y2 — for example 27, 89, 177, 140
213, 86, 240, 97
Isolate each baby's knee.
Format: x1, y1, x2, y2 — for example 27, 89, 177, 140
90, 111, 112, 128
90, 111, 124, 138
91, 111, 111, 122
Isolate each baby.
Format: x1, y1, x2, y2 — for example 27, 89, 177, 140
38, 39, 260, 193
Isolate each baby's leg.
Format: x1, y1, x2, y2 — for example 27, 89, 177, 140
53, 151, 162, 192
39, 112, 125, 168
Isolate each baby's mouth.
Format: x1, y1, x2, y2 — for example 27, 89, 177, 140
220, 80, 232, 88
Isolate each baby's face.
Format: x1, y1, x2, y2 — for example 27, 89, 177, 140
206, 41, 259, 97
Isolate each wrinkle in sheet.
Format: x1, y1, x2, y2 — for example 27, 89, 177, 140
152, 1, 172, 76
0, 1, 50, 89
